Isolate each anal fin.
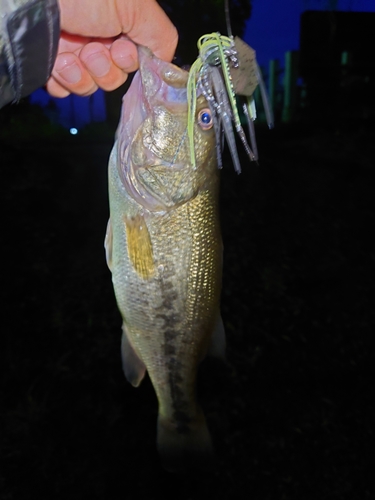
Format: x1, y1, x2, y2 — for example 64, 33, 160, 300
121, 324, 146, 387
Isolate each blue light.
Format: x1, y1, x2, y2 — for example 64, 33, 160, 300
70, 127, 78, 135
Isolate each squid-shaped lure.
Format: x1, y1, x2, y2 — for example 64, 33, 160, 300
187, 33, 273, 173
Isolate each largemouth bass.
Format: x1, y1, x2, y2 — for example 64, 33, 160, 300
105, 46, 224, 471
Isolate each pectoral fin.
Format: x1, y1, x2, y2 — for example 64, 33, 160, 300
124, 213, 155, 279
104, 219, 113, 271
121, 324, 146, 387
208, 313, 226, 360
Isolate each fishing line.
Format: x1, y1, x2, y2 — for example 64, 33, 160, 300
225, 0, 232, 38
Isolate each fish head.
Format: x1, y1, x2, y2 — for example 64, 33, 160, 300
116, 46, 217, 212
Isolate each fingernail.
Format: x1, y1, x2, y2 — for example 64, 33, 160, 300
113, 52, 136, 70
85, 53, 111, 78
55, 55, 82, 84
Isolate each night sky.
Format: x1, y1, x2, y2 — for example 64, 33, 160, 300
244, 0, 375, 67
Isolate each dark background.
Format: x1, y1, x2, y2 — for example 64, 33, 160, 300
1, 112, 374, 500
1, 2, 375, 498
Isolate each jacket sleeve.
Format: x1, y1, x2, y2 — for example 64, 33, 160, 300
0, 0, 60, 109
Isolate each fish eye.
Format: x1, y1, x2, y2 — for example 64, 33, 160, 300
197, 108, 213, 130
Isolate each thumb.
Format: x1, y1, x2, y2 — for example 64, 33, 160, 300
116, 0, 178, 62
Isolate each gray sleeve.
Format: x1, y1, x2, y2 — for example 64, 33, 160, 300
0, 0, 60, 109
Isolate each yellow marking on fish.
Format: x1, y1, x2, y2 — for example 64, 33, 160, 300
123, 213, 155, 279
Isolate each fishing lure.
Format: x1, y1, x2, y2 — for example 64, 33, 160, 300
187, 32, 273, 173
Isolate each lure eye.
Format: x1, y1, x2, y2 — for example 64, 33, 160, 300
197, 108, 213, 130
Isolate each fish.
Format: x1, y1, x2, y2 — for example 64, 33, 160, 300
104, 45, 225, 472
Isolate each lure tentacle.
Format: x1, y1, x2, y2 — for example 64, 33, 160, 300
187, 32, 272, 172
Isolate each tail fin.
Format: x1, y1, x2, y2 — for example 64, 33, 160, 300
157, 410, 215, 473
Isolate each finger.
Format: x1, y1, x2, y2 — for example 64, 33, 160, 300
51, 52, 98, 96
45, 76, 71, 98
110, 37, 138, 73
79, 42, 129, 91
58, 33, 116, 53
116, 0, 178, 62
57, 32, 92, 53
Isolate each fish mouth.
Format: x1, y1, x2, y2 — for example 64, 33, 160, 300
139, 45, 189, 89
117, 46, 200, 213
137, 46, 189, 116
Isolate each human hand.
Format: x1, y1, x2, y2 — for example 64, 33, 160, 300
46, 0, 178, 97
